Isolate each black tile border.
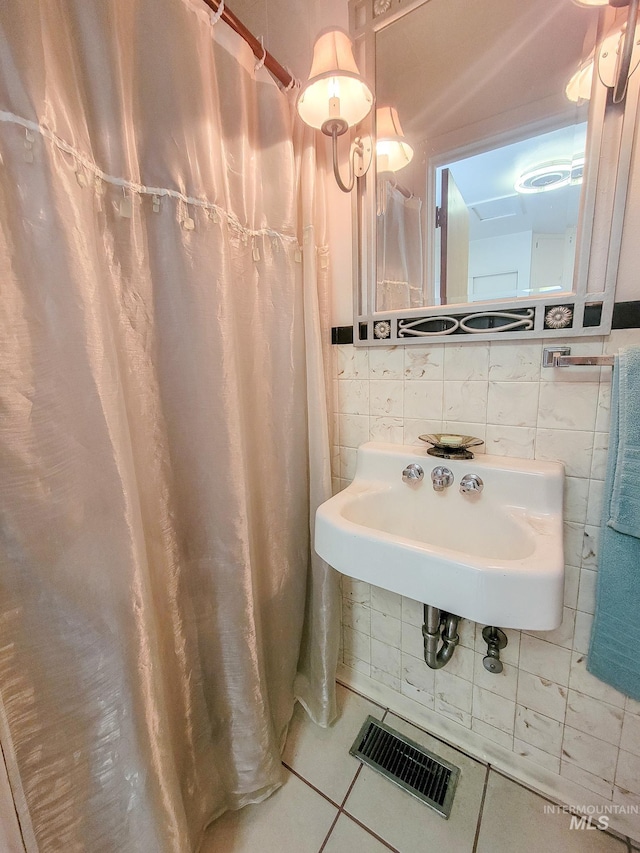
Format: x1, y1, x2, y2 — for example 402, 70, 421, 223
332, 300, 640, 343
331, 325, 354, 345
613, 300, 640, 329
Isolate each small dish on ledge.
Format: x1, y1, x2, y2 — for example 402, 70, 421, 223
419, 433, 484, 460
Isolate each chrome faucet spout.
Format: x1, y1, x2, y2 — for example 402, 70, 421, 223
430, 466, 454, 491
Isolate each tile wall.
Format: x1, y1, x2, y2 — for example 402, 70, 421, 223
331, 329, 640, 828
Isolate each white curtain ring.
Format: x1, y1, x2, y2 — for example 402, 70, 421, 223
210, 0, 224, 26
282, 67, 300, 93
253, 45, 267, 74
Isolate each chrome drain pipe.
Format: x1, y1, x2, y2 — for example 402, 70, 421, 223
422, 605, 460, 669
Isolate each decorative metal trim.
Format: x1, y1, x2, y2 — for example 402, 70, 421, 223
398, 309, 534, 337
373, 0, 392, 15
373, 320, 392, 339
459, 309, 534, 333
544, 305, 573, 329
398, 316, 459, 337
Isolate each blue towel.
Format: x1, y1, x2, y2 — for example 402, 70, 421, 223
588, 346, 640, 700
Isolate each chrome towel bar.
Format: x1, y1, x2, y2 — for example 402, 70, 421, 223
542, 346, 615, 368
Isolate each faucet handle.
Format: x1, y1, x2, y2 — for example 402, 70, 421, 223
460, 473, 483, 494
431, 466, 454, 491
402, 463, 424, 483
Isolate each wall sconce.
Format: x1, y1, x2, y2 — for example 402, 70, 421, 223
376, 106, 414, 173
297, 29, 374, 192
568, 0, 639, 103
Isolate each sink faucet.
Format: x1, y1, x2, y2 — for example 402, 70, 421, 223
460, 473, 484, 494
431, 466, 454, 491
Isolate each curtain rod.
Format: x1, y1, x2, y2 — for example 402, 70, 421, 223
201, 0, 294, 89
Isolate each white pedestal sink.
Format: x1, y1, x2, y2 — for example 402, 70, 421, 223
315, 442, 565, 630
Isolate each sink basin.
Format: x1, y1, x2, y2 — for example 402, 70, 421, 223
315, 442, 564, 630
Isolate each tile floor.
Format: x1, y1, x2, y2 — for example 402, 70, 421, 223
202, 683, 636, 853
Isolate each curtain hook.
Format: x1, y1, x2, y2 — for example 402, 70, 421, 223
210, 0, 224, 26
255, 37, 267, 73
282, 67, 300, 93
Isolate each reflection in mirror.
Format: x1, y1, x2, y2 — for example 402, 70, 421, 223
373, 0, 597, 313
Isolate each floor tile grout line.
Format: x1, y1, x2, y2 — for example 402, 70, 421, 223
339, 763, 363, 809
339, 810, 402, 853
317, 810, 341, 853
472, 764, 492, 853
281, 762, 342, 810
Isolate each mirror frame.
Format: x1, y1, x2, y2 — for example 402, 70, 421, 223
349, 0, 640, 345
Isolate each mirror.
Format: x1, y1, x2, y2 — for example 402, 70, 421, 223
350, 0, 638, 343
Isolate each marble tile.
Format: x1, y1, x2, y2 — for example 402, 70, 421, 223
564, 477, 590, 524
621, 711, 640, 757
469, 720, 511, 752
488, 341, 542, 381
569, 652, 627, 708
343, 627, 371, 667
339, 414, 369, 448
519, 634, 572, 686
369, 380, 403, 417
341, 578, 370, 605
473, 685, 516, 733
577, 568, 597, 614
564, 564, 580, 610
342, 600, 371, 635
513, 738, 561, 774
370, 639, 401, 680
401, 652, 435, 708
515, 705, 564, 756
582, 524, 600, 569
400, 621, 423, 660
404, 345, 444, 380
560, 760, 614, 799
473, 654, 518, 702
370, 610, 401, 648
477, 771, 624, 852
535, 428, 594, 478
370, 665, 401, 692
337, 345, 368, 379
338, 379, 369, 415
401, 596, 423, 627
587, 479, 605, 527
435, 697, 472, 728
444, 343, 490, 380
564, 522, 585, 568
562, 725, 619, 781
339, 446, 357, 480
485, 425, 536, 459
487, 381, 540, 427
282, 684, 383, 804
516, 670, 568, 723
573, 610, 594, 655
526, 606, 575, 650
439, 642, 475, 682
344, 714, 486, 853
369, 416, 403, 443
322, 815, 391, 853
443, 380, 488, 423
616, 750, 640, 795
434, 668, 473, 713
370, 586, 402, 619
202, 770, 337, 853
402, 380, 443, 420
402, 418, 443, 445
537, 382, 599, 431
595, 381, 612, 434
564, 689, 623, 747
368, 346, 404, 379
591, 432, 610, 481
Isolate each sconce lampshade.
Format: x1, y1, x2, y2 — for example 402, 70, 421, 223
376, 106, 414, 172
297, 29, 374, 135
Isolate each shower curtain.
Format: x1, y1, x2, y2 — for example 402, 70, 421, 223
0, 1, 339, 851
377, 182, 424, 310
